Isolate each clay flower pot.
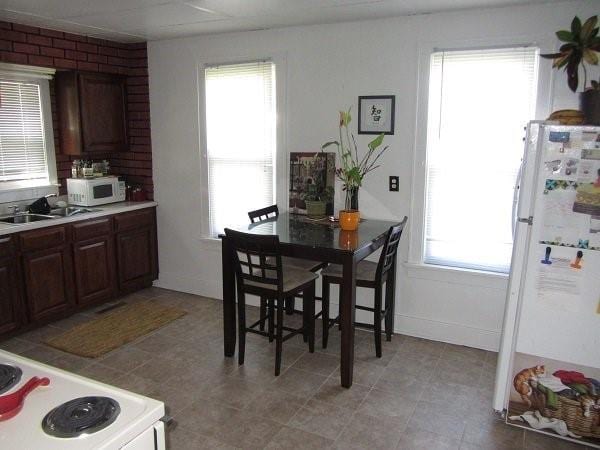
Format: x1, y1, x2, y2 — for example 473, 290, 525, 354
339, 210, 360, 231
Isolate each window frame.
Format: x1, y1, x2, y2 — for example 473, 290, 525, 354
0, 63, 57, 192
408, 37, 554, 276
198, 55, 287, 239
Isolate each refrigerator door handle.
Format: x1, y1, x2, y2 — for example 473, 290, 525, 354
518, 216, 533, 225
512, 159, 524, 238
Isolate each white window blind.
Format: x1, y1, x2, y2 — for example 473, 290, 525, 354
205, 61, 276, 237
424, 47, 538, 273
0, 79, 49, 181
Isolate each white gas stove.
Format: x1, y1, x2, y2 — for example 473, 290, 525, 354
0, 350, 166, 450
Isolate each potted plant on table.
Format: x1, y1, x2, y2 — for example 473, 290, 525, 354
322, 108, 389, 230
542, 15, 600, 125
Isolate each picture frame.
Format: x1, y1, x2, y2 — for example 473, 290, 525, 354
358, 95, 395, 135
289, 152, 336, 215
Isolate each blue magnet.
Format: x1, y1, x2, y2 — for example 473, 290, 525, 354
541, 246, 552, 264
549, 131, 570, 143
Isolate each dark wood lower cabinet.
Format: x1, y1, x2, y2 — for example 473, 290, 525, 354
73, 236, 115, 307
0, 207, 158, 340
116, 226, 157, 294
22, 246, 74, 322
0, 256, 22, 335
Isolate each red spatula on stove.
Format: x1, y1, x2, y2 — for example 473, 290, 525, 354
0, 376, 50, 421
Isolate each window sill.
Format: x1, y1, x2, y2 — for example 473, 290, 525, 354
0, 180, 59, 193
404, 262, 509, 290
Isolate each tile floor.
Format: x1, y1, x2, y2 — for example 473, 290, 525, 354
0, 287, 594, 450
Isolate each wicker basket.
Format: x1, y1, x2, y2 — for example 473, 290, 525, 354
531, 389, 600, 439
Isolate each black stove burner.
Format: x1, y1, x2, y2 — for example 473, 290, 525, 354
42, 397, 120, 438
0, 364, 22, 394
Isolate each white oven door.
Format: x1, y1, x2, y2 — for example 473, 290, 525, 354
121, 421, 165, 450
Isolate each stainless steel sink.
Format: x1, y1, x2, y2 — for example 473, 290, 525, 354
50, 207, 98, 217
0, 214, 56, 224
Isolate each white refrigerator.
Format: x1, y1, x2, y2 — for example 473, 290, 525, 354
493, 122, 600, 447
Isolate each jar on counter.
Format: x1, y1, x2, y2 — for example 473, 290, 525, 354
82, 161, 93, 178
71, 160, 81, 178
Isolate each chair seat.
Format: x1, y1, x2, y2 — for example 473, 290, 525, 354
246, 267, 318, 294
321, 260, 378, 282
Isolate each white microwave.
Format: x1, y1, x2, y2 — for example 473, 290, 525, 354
67, 177, 126, 206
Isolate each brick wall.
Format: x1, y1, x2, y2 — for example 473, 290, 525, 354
0, 22, 153, 199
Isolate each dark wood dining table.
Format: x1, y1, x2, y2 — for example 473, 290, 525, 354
220, 213, 399, 388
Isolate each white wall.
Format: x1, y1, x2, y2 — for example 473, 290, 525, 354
148, 0, 599, 351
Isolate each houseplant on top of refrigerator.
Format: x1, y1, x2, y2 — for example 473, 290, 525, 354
321, 108, 388, 230
542, 15, 600, 125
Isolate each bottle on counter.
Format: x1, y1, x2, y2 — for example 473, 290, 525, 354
71, 160, 80, 178
92, 161, 104, 177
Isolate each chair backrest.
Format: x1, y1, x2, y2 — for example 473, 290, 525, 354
248, 205, 279, 223
224, 228, 283, 293
376, 217, 408, 281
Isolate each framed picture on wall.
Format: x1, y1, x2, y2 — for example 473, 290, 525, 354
358, 95, 395, 135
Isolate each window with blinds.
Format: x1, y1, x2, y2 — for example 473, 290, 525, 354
0, 79, 49, 182
424, 47, 538, 273
205, 61, 276, 237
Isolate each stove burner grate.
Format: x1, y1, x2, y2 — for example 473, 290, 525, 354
0, 364, 22, 395
42, 396, 120, 438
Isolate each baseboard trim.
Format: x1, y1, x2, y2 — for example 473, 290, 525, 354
392, 313, 500, 351
154, 275, 500, 352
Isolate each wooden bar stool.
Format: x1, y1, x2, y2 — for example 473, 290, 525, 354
248, 205, 327, 329
321, 217, 407, 358
224, 228, 317, 376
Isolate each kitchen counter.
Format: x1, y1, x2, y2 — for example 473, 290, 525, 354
0, 201, 157, 236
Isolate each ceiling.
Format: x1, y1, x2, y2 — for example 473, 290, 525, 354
0, 0, 565, 43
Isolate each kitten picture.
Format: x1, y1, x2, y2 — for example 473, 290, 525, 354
514, 365, 546, 407
579, 395, 600, 418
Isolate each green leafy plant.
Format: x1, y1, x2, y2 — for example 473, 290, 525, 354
541, 15, 600, 92
321, 108, 388, 209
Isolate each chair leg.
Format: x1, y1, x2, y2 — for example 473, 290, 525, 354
383, 281, 393, 341
268, 298, 275, 343
237, 290, 246, 365
374, 284, 383, 358
322, 278, 330, 348
285, 296, 294, 315
385, 268, 397, 342
259, 296, 267, 331
275, 297, 284, 376
304, 282, 315, 353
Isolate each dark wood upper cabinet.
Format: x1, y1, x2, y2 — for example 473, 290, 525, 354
56, 71, 128, 155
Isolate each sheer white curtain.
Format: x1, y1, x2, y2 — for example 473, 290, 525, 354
205, 61, 276, 237
0, 79, 49, 181
424, 47, 538, 272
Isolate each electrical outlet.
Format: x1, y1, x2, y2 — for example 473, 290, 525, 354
389, 176, 399, 192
